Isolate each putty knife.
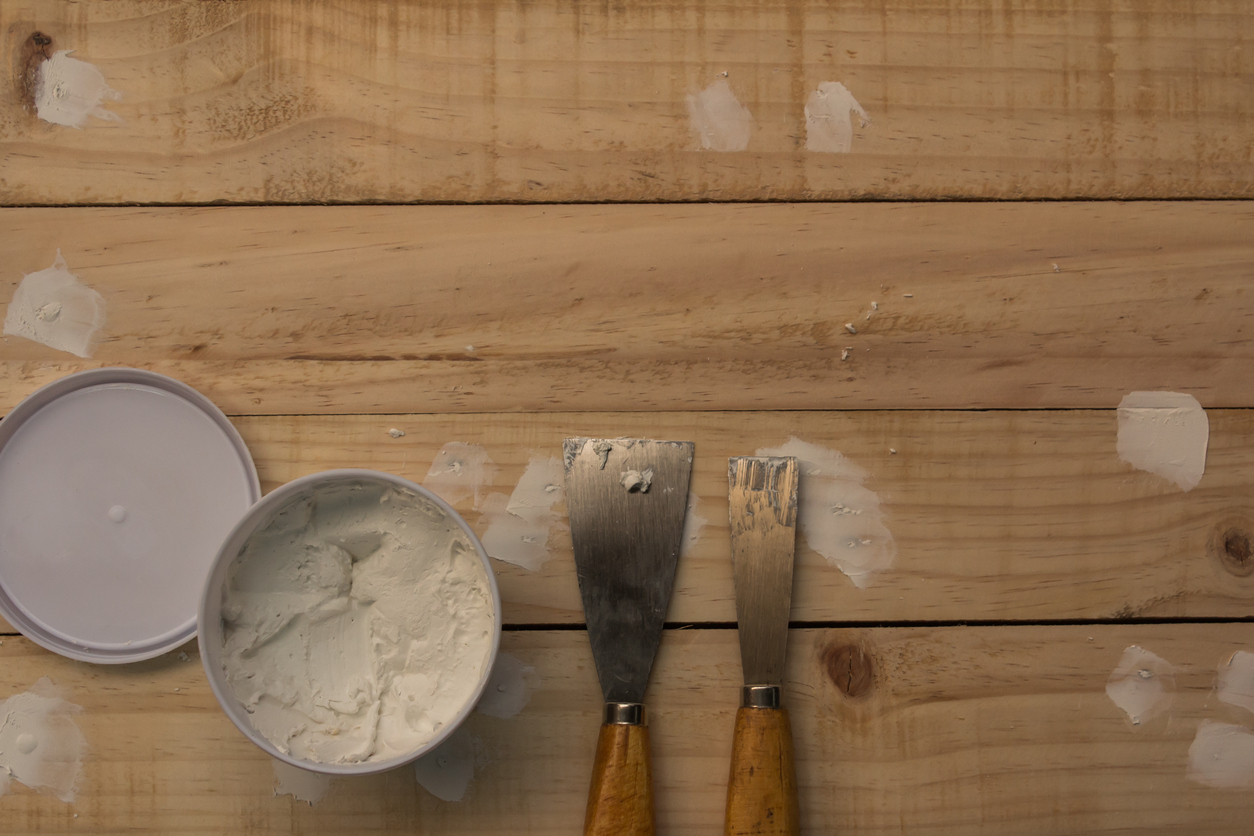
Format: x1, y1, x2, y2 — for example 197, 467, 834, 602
563, 437, 694, 836
725, 456, 801, 836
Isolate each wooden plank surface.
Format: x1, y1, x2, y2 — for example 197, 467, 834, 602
2, 624, 1252, 834
3, 406, 1248, 634
238, 409, 1254, 624
1, 202, 1252, 413
1, 0, 1251, 204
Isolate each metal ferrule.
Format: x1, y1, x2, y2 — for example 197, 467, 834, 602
742, 685, 781, 709
603, 702, 646, 726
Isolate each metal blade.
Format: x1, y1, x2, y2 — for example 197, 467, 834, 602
728, 456, 799, 687
564, 437, 694, 704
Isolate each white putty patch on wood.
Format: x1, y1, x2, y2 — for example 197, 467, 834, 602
479, 455, 566, 571
476, 653, 538, 719
756, 437, 894, 588
1217, 650, 1254, 716
414, 726, 480, 802
1106, 645, 1175, 726
686, 78, 752, 152
1116, 391, 1209, 491
804, 82, 870, 153
422, 443, 498, 510
272, 758, 332, 805
1187, 721, 1254, 789
681, 492, 706, 556
4, 250, 106, 358
35, 51, 123, 128
0, 677, 86, 802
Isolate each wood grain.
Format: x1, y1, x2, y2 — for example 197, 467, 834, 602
1, 623, 1252, 834
585, 724, 654, 836
1, 0, 1250, 204
4, 405, 1252, 636
724, 707, 800, 836
1, 203, 1252, 413
233, 408, 1254, 624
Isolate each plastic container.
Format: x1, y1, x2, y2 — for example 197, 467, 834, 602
198, 468, 501, 775
0, 368, 260, 663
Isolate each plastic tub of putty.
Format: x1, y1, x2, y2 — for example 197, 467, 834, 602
199, 469, 500, 775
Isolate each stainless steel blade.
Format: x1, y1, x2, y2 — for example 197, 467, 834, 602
728, 456, 799, 687
564, 437, 694, 704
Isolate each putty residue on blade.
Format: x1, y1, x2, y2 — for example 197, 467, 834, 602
756, 437, 895, 588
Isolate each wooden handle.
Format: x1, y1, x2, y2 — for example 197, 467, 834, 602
724, 706, 800, 836
584, 722, 654, 836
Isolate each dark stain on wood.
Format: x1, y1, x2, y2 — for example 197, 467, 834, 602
17, 30, 53, 112
822, 642, 874, 699
1212, 516, 1254, 577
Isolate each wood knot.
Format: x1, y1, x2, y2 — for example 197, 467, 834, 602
1210, 516, 1254, 577
20, 32, 54, 109
821, 643, 874, 699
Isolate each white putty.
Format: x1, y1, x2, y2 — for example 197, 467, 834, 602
1116, 391, 1209, 491
681, 492, 706, 556
1105, 645, 1175, 726
4, 250, 106, 358
414, 726, 479, 802
1217, 650, 1254, 716
804, 82, 870, 153
221, 481, 495, 765
686, 78, 752, 152
272, 758, 332, 805
1187, 721, 1254, 789
388, 428, 405, 439
476, 653, 537, 720
756, 438, 895, 588
35, 51, 123, 128
620, 469, 653, 493
479, 456, 566, 571
422, 443, 498, 510
0, 677, 86, 802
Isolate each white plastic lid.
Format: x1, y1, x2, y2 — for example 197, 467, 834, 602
0, 368, 259, 663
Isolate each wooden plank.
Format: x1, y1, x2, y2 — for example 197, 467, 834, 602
234, 409, 1254, 624
1, 0, 1250, 204
2, 623, 1252, 834
1, 203, 1252, 413
9, 407, 1251, 633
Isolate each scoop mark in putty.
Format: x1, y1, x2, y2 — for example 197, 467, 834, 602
35, 51, 123, 128
756, 437, 894, 588
1116, 391, 1209, 492
414, 726, 481, 802
1187, 721, 1254, 789
1105, 645, 1175, 726
423, 442, 498, 510
4, 250, 106, 358
479, 455, 566, 571
476, 653, 538, 719
687, 78, 752, 152
272, 758, 332, 805
804, 82, 870, 153
0, 677, 86, 802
